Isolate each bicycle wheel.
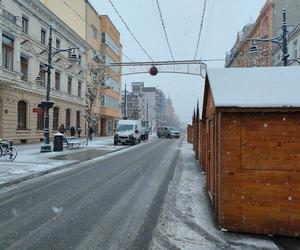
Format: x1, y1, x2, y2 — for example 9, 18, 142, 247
4, 146, 18, 161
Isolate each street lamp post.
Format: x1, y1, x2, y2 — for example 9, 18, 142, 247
248, 9, 289, 66
38, 26, 79, 153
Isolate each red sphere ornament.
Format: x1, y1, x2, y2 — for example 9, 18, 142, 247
149, 66, 158, 76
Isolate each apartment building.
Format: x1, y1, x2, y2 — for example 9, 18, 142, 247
42, 0, 122, 136
99, 15, 122, 135
225, 0, 300, 68
121, 82, 171, 132
0, 0, 89, 143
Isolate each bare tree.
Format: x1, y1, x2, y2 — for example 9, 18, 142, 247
85, 54, 110, 145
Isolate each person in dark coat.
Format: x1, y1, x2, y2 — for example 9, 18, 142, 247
77, 127, 82, 137
58, 124, 66, 134
70, 126, 76, 136
88, 126, 94, 140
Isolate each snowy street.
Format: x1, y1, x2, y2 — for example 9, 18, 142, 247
0, 136, 296, 249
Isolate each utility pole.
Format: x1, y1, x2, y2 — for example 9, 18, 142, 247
146, 100, 149, 128
282, 9, 288, 66
40, 26, 53, 153
248, 9, 289, 66
124, 83, 127, 119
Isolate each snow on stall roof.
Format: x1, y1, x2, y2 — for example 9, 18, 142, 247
207, 67, 300, 107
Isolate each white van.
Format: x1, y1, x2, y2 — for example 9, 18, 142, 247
114, 120, 142, 145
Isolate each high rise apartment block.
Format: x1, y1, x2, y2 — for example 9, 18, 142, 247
121, 82, 178, 132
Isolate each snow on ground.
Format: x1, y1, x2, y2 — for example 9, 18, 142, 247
0, 136, 115, 186
150, 141, 278, 250
0, 135, 155, 187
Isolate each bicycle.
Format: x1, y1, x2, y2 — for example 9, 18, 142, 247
0, 139, 18, 161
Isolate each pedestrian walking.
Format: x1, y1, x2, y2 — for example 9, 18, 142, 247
88, 126, 94, 141
77, 127, 82, 137
70, 126, 76, 136
58, 124, 66, 134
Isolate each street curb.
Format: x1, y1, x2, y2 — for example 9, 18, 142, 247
0, 146, 129, 189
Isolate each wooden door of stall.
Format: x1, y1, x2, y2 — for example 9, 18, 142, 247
207, 118, 215, 206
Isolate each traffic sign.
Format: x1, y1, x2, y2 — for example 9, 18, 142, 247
33, 108, 45, 114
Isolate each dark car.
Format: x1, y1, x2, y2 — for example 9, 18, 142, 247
141, 127, 149, 140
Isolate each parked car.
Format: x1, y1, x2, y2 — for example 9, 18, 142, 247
157, 126, 181, 138
168, 127, 181, 138
157, 126, 169, 138
114, 120, 141, 145
141, 127, 149, 140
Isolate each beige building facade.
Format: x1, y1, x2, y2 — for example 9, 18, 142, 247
0, 0, 90, 143
42, 1, 122, 136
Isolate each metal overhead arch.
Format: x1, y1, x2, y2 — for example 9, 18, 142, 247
109, 60, 207, 79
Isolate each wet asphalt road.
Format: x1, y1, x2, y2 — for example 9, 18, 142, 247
0, 138, 181, 250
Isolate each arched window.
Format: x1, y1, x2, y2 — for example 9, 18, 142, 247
76, 111, 81, 128
66, 109, 71, 130
18, 100, 27, 129
53, 107, 59, 130
37, 104, 44, 130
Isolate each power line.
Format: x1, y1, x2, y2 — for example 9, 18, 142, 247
155, 0, 175, 61
110, 55, 277, 66
194, 0, 207, 60
108, 0, 154, 62
63, 0, 136, 63
122, 52, 135, 63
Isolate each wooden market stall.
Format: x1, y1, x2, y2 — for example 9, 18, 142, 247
202, 67, 300, 237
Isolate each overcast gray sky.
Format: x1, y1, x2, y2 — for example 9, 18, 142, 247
89, 0, 266, 123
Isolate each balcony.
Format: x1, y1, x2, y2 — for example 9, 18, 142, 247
100, 106, 120, 118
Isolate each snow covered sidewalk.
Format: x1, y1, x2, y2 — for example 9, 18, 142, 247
0, 136, 125, 188
150, 141, 279, 250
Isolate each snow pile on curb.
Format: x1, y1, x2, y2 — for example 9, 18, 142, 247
150, 141, 278, 250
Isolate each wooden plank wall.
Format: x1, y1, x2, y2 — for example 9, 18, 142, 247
186, 124, 193, 144
200, 120, 207, 172
219, 112, 300, 237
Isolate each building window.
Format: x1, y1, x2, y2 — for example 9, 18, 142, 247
41, 29, 46, 45
56, 38, 60, 49
91, 25, 97, 38
39, 64, 46, 86
67, 77, 72, 94
78, 81, 82, 97
36, 104, 44, 130
293, 40, 298, 59
53, 107, 59, 130
76, 111, 81, 128
20, 56, 28, 81
66, 109, 71, 130
78, 54, 82, 66
22, 16, 29, 34
101, 32, 105, 43
2, 34, 14, 70
55, 71, 60, 91
100, 95, 105, 106
17, 101, 27, 130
